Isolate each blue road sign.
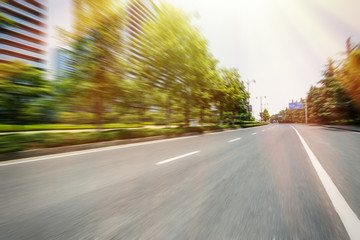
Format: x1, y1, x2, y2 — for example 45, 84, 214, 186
289, 102, 303, 109
278, 115, 283, 118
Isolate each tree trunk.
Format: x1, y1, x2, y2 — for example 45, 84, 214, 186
94, 69, 105, 130
138, 107, 143, 123
94, 94, 103, 130
232, 110, 235, 125
166, 95, 172, 126
184, 94, 190, 125
219, 102, 223, 125
200, 105, 204, 125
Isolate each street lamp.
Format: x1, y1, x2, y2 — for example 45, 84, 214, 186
245, 79, 256, 93
245, 79, 255, 120
256, 96, 266, 121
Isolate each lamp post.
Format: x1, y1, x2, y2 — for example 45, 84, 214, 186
245, 79, 255, 120
256, 96, 266, 121
245, 79, 256, 93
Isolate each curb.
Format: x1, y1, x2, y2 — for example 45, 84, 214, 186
0, 124, 268, 162
309, 124, 360, 133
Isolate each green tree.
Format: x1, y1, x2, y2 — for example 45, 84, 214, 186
263, 109, 270, 122
307, 58, 358, 124
61, 0, 127, 127
132, 3, 221, 125
221, 68, 247, 124
0, 61, 49, 124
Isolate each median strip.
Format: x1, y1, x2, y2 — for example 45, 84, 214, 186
156, 151, 200, 165
228, 137, 241, 143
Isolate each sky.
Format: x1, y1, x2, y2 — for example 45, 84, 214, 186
47, 0, 360, 118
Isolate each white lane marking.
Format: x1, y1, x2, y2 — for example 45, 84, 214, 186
207, 125, 266, 135
262, 130, 266, 132
208, 129, 242, 135
251, 133, 257, 135
291, 126, 360, 240
0, 126, 268, 167
156, 151, 200, 165
0, 135, 199, 167
228, 137, 241, 143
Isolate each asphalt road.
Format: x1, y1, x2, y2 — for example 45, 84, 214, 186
0, 124, 359, 239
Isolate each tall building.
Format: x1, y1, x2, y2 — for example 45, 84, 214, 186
0, 0, 47, 70
123, 0, 158, 78
52, 47, 73, 79
125, 0, 157, 39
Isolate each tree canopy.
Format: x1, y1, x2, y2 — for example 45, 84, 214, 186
275, 38, 360, 125
0, 61, 49, 124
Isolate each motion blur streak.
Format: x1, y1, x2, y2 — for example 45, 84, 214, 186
1, 0, 360, 239
1, 124, 359, 239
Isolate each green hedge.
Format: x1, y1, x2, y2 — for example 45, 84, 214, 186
0, 122, 268, 154
0, 123, 142, 132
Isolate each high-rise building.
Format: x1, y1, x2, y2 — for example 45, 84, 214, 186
52, 47, 73, 79
0, 0, 47, 70
125, 0, 157, 39
123, 0, 158, 79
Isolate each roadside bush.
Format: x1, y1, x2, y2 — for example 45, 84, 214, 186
0, 123, 267, 155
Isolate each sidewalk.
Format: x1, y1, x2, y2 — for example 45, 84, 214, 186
310, 124, 360, 132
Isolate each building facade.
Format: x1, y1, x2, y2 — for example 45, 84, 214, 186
0, 0, 47, 69
52, 47, 73, 79
123, 0, 158, 78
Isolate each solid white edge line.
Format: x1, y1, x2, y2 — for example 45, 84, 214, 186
291, 126, 360, 240
0, 135, 199, 167
156, 151, 200, 165
251, 133, 257, 135
228, 137, 241, 143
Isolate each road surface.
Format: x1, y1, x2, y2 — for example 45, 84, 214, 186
0, 124, 359, 239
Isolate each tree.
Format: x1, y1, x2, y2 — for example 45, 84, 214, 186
132, 3, 221, 125
278, 40, 360, 125
306, 58, 359, 124
60, 0, 127, 127
339, 44, 360, 110
263, 109, 270, 122
0, 61, 49, 124
345, 37, 356, 56
221, 68, 247, 124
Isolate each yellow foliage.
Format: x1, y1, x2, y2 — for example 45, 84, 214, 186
73, 0, 125, 35
339, 49, 360, 108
